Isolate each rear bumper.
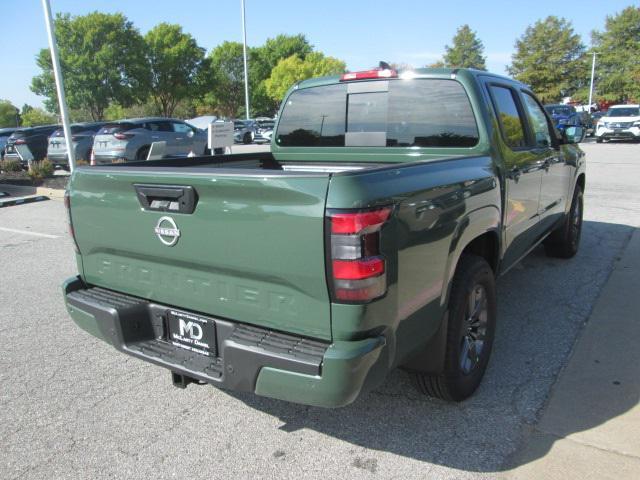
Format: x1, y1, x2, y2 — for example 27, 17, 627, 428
92, 152, 133, 164
63, 276, 387, 407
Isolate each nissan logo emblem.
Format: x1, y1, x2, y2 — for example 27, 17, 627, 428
154, 216, 181, 246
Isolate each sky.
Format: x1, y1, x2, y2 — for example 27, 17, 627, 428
0, 0, 635, 109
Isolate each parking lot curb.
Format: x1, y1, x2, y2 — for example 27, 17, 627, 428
0, 195, 50, 208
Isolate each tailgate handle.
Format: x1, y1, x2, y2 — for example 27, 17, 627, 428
134, 184, 198, 214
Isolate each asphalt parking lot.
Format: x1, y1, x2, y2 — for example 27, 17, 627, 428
1, 140, 638, 479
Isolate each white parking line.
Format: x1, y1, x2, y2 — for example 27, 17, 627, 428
0, 227, 60, 239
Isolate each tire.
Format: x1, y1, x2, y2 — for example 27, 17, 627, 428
243, 132, 252, 144
413, 255, 497, 401
596, 137, 603, 143
136, 146, 150, 161
544, 186, 583, 259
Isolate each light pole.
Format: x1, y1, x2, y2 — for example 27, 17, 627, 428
588, 52, 597, 112
241, 0, 250, 120
41, 0, 75, 171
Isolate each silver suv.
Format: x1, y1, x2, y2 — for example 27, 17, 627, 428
47, 122, 106, 169
91, 118, 208, 164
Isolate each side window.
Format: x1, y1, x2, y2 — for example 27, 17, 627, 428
172, 122, 192, 134
489, 85, 527, 149
522, 92, 552, 148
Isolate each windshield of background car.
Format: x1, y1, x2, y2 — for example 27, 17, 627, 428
605, 108, 640, 117
545, 106, 574, 116
276, 79, 479, 148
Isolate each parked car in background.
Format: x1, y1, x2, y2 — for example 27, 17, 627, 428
91, 118, 208, 164
233, 119, 256, 144
253, 117, 275, 144
0, 127, 19, 160
185, 115, 218, 130
576, 111, 595, 136
3, 125, 60, 166
47, 122, 106, 169
544, 104, 581, 130
595, 104, 640, 143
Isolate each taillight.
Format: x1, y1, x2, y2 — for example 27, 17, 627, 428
328, 207, 391, 302
64, 191, 80, 254
113, 132, 133, 140
14, 138, 26, 145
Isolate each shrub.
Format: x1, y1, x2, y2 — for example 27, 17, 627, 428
39, 159, 54, 176
26, 160, 55, 182
1, 159, 21, 172
27, 166, 43, 182
76, 159, 89, 166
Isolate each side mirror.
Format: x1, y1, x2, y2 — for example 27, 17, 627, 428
187, 130, 195, 138
563, 126, 584, 144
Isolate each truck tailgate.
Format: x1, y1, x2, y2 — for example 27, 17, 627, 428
70, 168, 332, 340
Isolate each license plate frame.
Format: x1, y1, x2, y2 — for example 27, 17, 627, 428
166, 309, 217, 357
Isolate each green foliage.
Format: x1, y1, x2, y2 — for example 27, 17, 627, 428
264, 52, 346, 102
199, 41, 246, 118
145, 23, 206, 117
21, 108, 56, 127
592, 7, 640, 102
197, 34, 315, 118
508, 16, 587, 103
27, 160, 54, 182
0, 100, 19, 128
443, 25, 486, 70
39, 159, 54, 176
0, 159, 21, 172
30, 12, 149, 120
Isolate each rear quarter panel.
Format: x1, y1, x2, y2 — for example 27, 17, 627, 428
327, 156, 501, 367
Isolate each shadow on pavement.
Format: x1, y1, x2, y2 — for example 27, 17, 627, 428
227, 220, 637, 473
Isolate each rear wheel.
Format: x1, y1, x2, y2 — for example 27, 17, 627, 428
136, 146, 150, 161
596, 137, 604, 143
413, 255, 497, 401
243, 132, 252, 144
544, 187, 583, 258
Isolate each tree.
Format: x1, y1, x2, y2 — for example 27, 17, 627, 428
264, 52, 346, 103
200, 41, 246, 118
0, 100, 19, 128
443, 25, 486, 70
508, 16, 587, 103
31, 12, 149, 120
145, 23, 206, 117
21, 108, 57, 127
251, 34, 313, 115
198, 34, 316, 117
592, 7, 640, 102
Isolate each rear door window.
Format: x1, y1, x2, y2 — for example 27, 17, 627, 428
276, 79, 479, 148
147, 121, 172, 132
172, 122, 193, 134
488, 85, 527, 149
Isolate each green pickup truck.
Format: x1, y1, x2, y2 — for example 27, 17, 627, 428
62, 67, 585, 407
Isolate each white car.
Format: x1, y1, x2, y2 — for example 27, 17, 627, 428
595, 104, 640, 143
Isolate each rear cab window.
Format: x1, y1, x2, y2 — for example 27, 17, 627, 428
276, 79, 479, 148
